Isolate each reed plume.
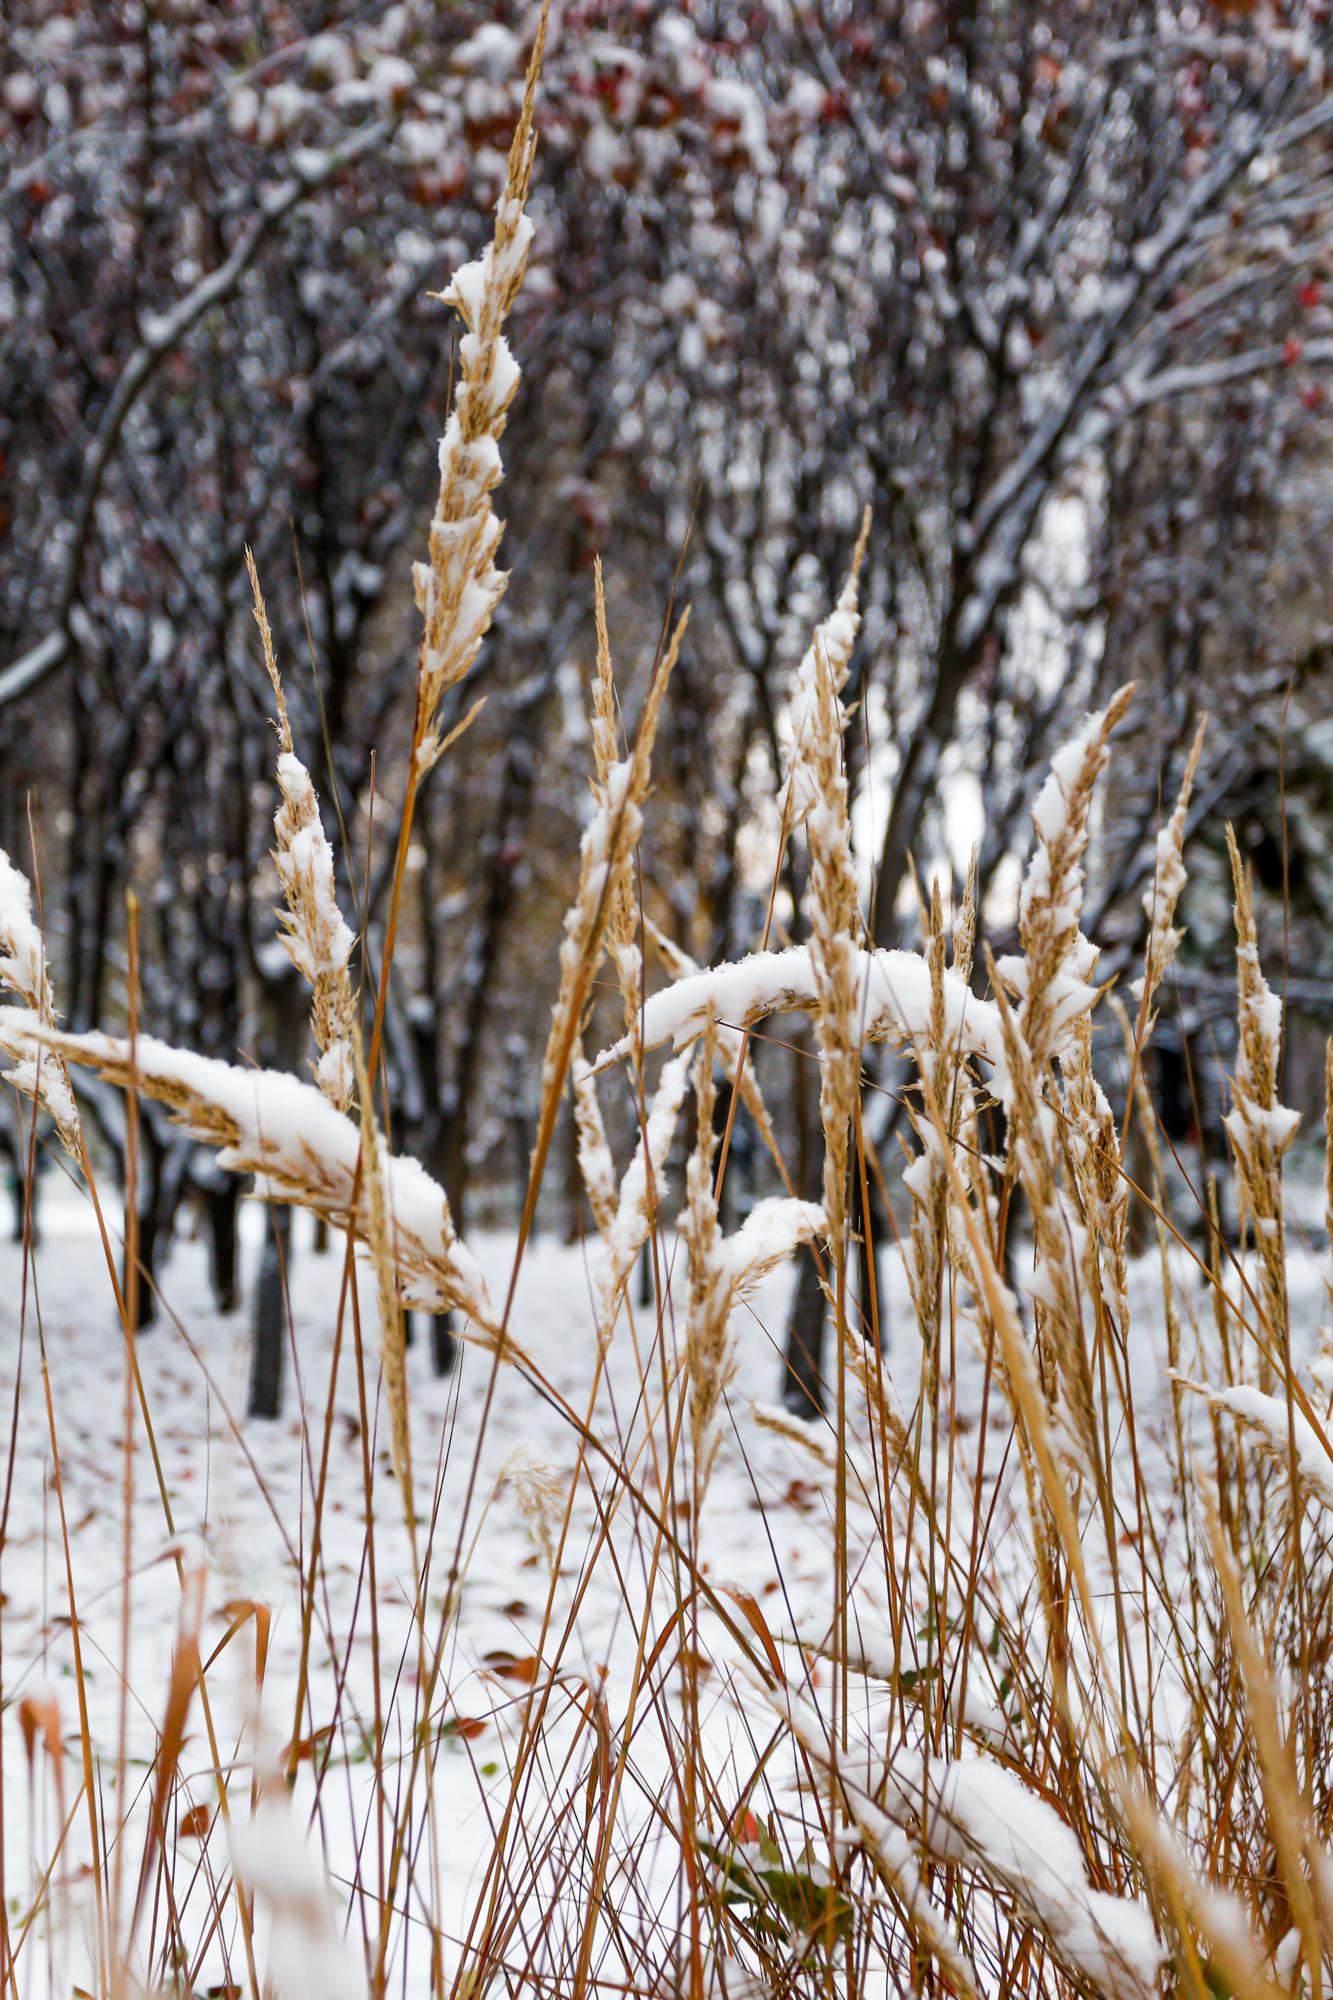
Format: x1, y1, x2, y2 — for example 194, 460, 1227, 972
412, 3, 549, 775
0, 846, 81, 1155
247, 548, 357, 1113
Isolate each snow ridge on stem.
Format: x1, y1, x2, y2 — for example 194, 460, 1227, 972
595, 942, 1097, 1081
7, 1019, 497, 1332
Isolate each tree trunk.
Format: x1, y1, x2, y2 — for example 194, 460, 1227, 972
249, 972, 302, 1407
849, 1158, 885, 1354
431, 1314, 458, 1378
782, 1019, 826, 1413
562, 1100, 584, 1246
130, 1202, 161, 1330
249, 1204, 292, 1419
206, 1177, 241, 1313
6, 1143, 36, 1244
783, 1250, 826, 1417
125, 1124, 188, 1332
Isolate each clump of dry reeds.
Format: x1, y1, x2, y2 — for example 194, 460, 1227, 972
12, 35, 1333, 2000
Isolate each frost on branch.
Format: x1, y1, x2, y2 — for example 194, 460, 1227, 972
0, 847, 80, 1154
9, 1022, 497, 1335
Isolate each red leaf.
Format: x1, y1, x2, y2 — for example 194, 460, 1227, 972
445, 1715, 488, 1741
483, 1650, 541, 1685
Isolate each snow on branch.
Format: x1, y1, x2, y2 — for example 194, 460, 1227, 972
7, 1019, 497, 1334
0, 120, 391, 714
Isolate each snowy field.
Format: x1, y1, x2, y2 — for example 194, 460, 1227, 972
0, 1184, 872, 1991
2, 1160, 1329, 1996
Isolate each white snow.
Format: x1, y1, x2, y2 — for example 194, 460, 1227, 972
306, 32, 357, 86
366, 54, 416, 106
714, 1197, 824, 1294
924, 1756, 1164, 1999
3, 1163, 1330, 1995
6, 1021, 495, 1327
0, 849, 49, 1011
1179, 1378, 1333, 1508
272, 753, 356, 986
0, 1195, 902, 1994
453, 24, 521, 77
230, 1799, 366, 2000
596, 943, 1099, 1081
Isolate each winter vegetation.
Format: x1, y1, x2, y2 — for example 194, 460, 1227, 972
3, 3, 1333, 1997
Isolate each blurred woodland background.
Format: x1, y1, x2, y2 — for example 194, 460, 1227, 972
3, 0, 1333, 1401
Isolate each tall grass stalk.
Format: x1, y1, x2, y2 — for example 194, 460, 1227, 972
5, 48, 1333, 2000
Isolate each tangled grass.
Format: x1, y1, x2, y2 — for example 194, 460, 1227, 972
2, 18, 1332, 1999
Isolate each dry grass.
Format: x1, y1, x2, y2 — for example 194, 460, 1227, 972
2, 30, 1332, 2000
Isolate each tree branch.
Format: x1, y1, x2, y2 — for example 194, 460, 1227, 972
0, 120, 389, 712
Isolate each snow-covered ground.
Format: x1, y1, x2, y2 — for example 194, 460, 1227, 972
0, 1185, 865, 1992
2, 1167, 1328, 1994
